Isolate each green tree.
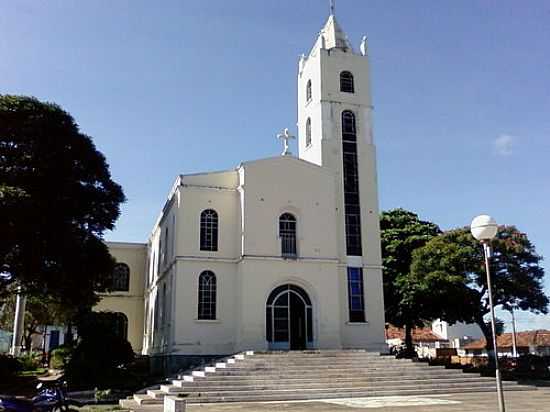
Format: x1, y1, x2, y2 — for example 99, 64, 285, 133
411, 226, 548, 362
0, 293, 75, 351
0, 95, 125, 309
67, 311, 134, 387
380, 209, 441, 354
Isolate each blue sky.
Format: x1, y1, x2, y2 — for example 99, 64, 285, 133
1, 0, 549, 331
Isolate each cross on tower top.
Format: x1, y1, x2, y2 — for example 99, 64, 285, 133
277, 128, 295, 156
330, 0, 335, 15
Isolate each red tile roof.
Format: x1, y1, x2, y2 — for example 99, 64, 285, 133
464, 330, 550, 350
385, 325, 446, 343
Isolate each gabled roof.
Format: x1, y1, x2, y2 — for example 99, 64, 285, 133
238, 155, 332, 175
386, 325, 447, 343
464, 330, 550, 350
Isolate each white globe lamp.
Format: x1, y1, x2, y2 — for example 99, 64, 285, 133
470, 215, 498, 241
470, 213, 505, 412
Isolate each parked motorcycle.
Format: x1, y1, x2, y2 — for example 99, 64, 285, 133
0, 379, 71, 412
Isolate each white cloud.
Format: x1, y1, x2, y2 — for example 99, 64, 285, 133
494, 134, 514, 156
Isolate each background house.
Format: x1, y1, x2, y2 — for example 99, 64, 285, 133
385, 324, 448, 354
0, 330, 11, 353
431, 319, 483, 351
464, 330, 550, 357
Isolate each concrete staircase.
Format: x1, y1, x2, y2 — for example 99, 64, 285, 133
120, 350, 533, 408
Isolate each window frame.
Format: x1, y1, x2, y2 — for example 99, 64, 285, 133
279, 213, 298, 258
200, 209, 219, 252
341, 110, 363, 256
340, 71, 355, 93
113, 312, 129, 340
198, 270, 217, 320
306, 79, 312, 102
111, 263, 130, 292
305, 117, 312, 148
347, 267, 366, 323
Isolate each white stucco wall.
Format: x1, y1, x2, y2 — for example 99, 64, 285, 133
107, 15, 388, 359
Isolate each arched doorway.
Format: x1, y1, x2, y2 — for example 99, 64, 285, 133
266, 284, 313, 350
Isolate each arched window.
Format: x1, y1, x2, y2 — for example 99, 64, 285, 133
112, 263, 130, 292
306, 80, 312, 102
160, 283, 167, 327
279, 213, 297, 257
342, 110, 356, 138
340, 71, 355, 93
200, 209, 218, 251
198, 271, 217, 320
305, 118, 312, 147
113, 312, 128, 340
341, 110, 362, 256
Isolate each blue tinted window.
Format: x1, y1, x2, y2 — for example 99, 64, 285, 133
347, 267, 365, 322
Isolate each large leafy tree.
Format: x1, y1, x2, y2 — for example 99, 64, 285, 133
380, 209, 441, 353
0, 95, 125, 309
411, 226, 548, 360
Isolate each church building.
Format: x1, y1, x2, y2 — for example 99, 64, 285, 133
96, 12, 387, 368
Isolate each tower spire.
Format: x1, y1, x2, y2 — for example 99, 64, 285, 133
330, 0, 335, 16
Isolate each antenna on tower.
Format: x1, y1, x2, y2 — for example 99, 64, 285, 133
330, 0, 335, 16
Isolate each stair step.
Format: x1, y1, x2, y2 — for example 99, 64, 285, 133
204, 367, 446, 377
169, 371, 480, 387
229, 360, 424, 368
121, 350, 536, 408
183, 384, 533, 404
162, 377, 497, 393
181, 380, 519, 397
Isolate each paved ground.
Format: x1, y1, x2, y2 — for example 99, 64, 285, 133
77, 389, 550, 412
179, 389, 550, 412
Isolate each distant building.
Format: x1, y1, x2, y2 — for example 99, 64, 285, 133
431, 319, 483, 350
385, 325, 448, 349
0, 330, 11, 353
464, 330, 550, 357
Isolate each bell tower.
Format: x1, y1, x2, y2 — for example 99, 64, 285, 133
297, 12, 385, 349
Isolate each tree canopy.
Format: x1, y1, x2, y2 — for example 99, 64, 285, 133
380, 208, 441, 352
0, 95, 125, 309
410, 226, 548, 354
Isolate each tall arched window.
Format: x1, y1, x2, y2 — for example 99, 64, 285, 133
200, 209, 218, 251
112, 263, 130, 292
198, 271, 217, 320
305, 118, 312, 147
340, 71, 355, 93
113, 312, 128, 340
306, 80, 312, 102
279, 213, 297, 257
341, 110, 362, 256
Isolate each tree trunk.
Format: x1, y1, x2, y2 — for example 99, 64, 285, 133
23, 331, 33, 352
477, 318, 497, 368
404, 323, 414, 356
65, 321, 74, 345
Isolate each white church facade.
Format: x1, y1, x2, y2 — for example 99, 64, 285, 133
96, 13, 387, 367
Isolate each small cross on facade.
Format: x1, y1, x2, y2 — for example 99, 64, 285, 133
277, 128, 295, 156
330, 0, 336, 15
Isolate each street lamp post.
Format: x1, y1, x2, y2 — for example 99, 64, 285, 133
471, 214, 506, 412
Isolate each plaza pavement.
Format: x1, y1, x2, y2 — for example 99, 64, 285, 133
174, 389, 550, 411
